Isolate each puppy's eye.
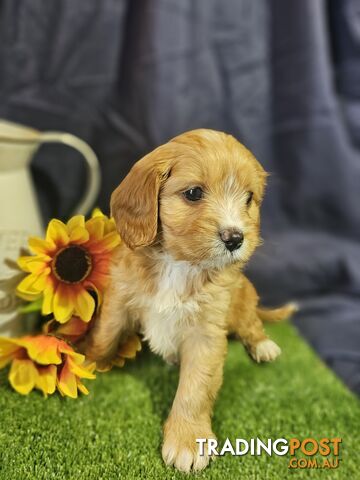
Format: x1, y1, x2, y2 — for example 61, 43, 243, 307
183, 187, 204, 202
246, 191, 253, 206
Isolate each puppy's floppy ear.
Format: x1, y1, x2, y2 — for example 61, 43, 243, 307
110, 147, 171, 249
253, 159, 268, 204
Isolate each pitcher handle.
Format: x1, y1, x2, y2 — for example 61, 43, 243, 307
39, 132, 101, 216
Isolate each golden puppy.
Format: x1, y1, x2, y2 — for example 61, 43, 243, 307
84, 129, 295, 472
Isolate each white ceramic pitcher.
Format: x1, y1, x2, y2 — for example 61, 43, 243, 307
0, 119, 101, 336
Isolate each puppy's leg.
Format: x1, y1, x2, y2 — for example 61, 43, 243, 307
228, 277, 281, 363
235, 312, 281, 363
246, 303, 298, 362
82, 282, 130, 365
162, 325, 227, 473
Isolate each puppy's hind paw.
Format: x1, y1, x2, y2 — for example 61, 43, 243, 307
252, 339, 281, 363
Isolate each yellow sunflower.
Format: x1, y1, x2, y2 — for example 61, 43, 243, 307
43, 315, 91, 344
16, 210, 120, 323
43, 316, 142, 372
0, 334, 96, 398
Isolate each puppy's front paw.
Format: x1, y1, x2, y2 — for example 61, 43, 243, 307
252, 339, 281, 363
162, 416, 215, 473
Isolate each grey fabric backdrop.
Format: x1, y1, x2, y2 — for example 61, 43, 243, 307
0, 0, 359, 393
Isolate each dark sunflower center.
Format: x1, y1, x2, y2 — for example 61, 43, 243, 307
53, 245, 92, 284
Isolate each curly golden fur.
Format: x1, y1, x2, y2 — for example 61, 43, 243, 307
83, 129, 296, 473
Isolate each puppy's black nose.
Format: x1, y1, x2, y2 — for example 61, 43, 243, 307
220, 228, 244, 252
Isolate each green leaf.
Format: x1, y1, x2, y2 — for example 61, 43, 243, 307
18, 297, 43, 314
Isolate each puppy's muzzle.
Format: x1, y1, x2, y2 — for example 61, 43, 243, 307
219, 228, 244, 252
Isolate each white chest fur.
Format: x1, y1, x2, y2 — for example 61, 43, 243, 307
140, 255, 204, 363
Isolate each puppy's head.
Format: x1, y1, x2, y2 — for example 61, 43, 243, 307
111, 129, 267, 268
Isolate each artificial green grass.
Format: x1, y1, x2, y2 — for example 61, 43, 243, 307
0, 323, 358, 479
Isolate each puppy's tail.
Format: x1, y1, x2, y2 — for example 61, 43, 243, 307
256, 302, 298, 323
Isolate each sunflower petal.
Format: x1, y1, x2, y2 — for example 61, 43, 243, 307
31, 269, 51, 291
0, 337, 22, 368
69, 226, 89, 244
85, 217, 105, 242
67, 215, 85, 231
17, 256, 36, 273
95, 361, 113, 373
35, 365, 57, 396
17, 255, 50, 274
16, 273, 43, 295
42, 319, 55, 335
58, 340, 86, 364
55, 316, 90, 339
57, 358, 78, 398
67, 357, 96, 379
104, 217, 117, 235
46, 219, 69, 247
16, 269, 50, 299
0, 337, 22, 357
118, 335, 142, 359
90, 232, 120, 253
28, 236, 56, 255
112, 357, 125, 368
85, 281, 103, 309
91, 209, 117, 234
42, 283, 55, 316
24, 335, 62, 365
9, 358, 38, 395
91, 208, 104, 218
16, 289, 42, 302
67, 215, 89, 244
53, 284, 75, 323
76, 380, 90, 395
74, 288, 95, 322
87, 269, 109, 292
0, 353, 17, 369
